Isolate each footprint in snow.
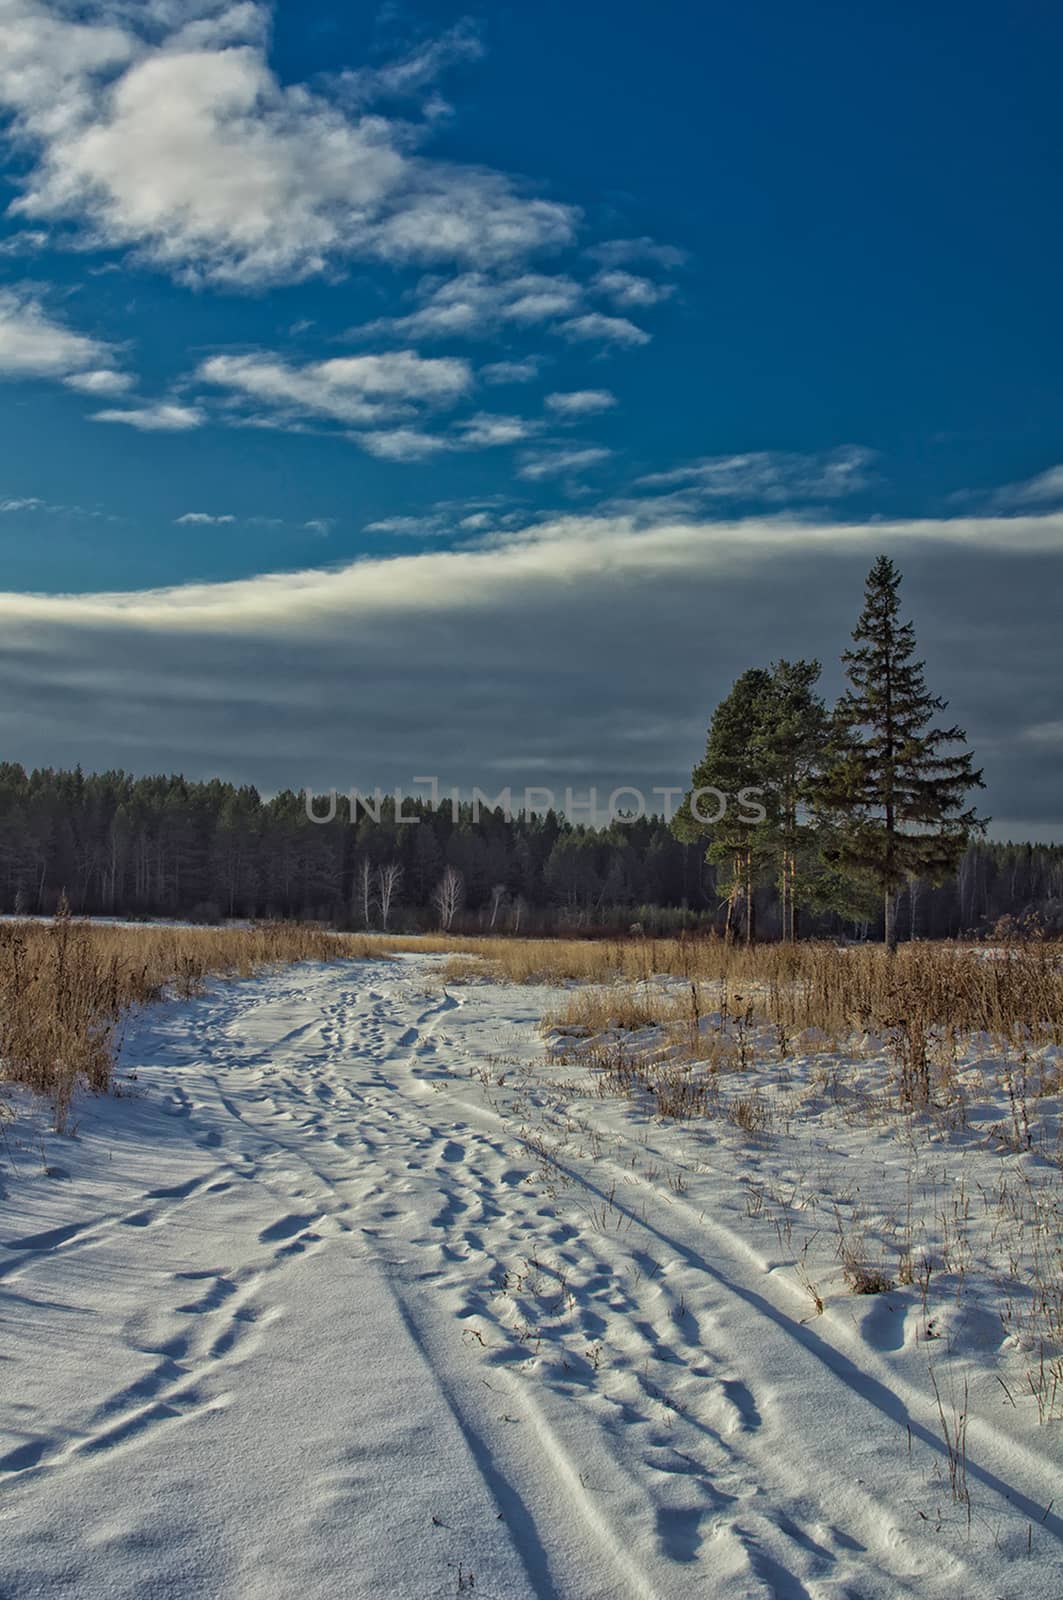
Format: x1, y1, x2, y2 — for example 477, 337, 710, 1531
258, 1213, 317, 1244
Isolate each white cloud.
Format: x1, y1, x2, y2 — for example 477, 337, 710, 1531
481, 357, 541, 385
639, 446, 876, 503
176, 510, 236, 524
0, 491, 107, 518
588, 237, 688, 269
363, 272, 583, 341
456, 413, 534, 447
989, 465, 1063, 509
0, 2, 577, 286
518, 446, 613, 480
11, 507, 1057, 634
366, 497, 512, 534
592, 269, 673, 309
545, 389, 616, 416
355, 427, 450, 461
0, 229, 49, 256
365, 513, 450, 536
198, 349, 472, 426
93, 401, 204, 430
557, 313, 650, 347
63, 367, 135, 394
336, 21, 484, 108
0, 287, 126, 387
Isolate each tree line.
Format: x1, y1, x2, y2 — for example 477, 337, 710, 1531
0, 761, 1057, 939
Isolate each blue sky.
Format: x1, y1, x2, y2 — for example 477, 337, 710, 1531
1, 1, 1062, 835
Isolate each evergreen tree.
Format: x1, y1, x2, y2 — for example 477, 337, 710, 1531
750, 660, 828, 941
674, 668, 775, 942
818, 556, 985, 950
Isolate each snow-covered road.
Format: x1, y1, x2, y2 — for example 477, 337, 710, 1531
1, 956, 1060, 1599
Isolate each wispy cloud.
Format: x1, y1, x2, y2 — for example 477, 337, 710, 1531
0, 288, 128, 389
0, 491, 113, 519
335, 20, 484, 108
365, 513, 452, 536
481, 357, 541, 385
355, 428, 451, 461
0, 496, 44, 513
0, 3, 576, 287
557, 313, 650, 347
0, 229, 49, 257
366, 495, 517, 534
63, 368, 135, 395
361, 272, 583, 341
987, 465, 1063, 510
175, 508, 332, 532
198, 349, 472, 427
456, 413, 535, 447
357, 412, 537, 461
592, 270, 673, 309
545, 389, 616, 416
93, 402, 204, 431
587, 237, 688, 269
638, 446, 876, 503
518, 446, 613, 480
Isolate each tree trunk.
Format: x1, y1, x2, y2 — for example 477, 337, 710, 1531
745, 852, 755, 946
884, 887, 897, 954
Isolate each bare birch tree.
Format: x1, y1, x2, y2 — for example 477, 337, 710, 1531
433, 866, 464, 932
355, 857, 375, 929
376, 862, 403, 931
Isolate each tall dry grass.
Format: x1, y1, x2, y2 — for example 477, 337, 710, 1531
359, 931, 1063, 1053
0, 908, 376, 1128
377, 932, 1063, 1053
539, 940, 1063, 1064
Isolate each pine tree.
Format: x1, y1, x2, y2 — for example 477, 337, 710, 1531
819, 556, 985, 950
674, 668, 775, 943
750, 660, 828, 941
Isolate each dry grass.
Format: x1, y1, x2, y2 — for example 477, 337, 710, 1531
0, 908, 376, 1129
353, 933, 1063, 1064
531, 939, 1063, 1110
394, 933, 1060, 1033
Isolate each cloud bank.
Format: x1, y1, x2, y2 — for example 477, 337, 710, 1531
1, 510, 1061, 836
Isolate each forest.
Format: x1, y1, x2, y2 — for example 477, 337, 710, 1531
0, 762, 1060, 940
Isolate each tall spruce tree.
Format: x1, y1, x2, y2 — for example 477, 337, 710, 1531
820, 556, 985, 950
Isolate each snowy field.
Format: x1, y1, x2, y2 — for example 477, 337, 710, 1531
1, 953, 1061, 1599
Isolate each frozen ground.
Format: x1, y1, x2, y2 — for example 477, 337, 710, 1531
1, 954, 1061, 1599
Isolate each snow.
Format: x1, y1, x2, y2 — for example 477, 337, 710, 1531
1, 954, 1061, 1598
